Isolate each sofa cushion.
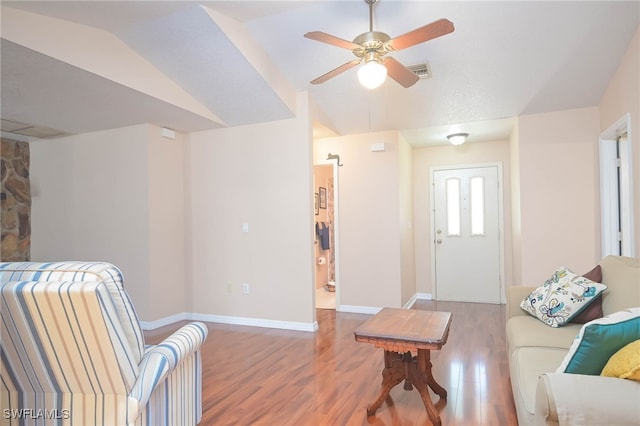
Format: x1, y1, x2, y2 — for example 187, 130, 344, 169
507, 316, 580, 353
600, 255, 640, 314
557, 308, 640, 375
520, 266, 607, 327
601, 339, 640, 380
511, 347, 567, 415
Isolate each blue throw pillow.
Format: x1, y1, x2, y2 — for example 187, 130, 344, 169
557, 308, 640, 375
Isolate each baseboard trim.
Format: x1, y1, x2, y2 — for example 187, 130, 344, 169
139, 312, 191, 330
140, 312, 318, 333
403, 294, 418, 309
140, 293, 435, 331
337, 305, 381, 315
417, 293, 433, 300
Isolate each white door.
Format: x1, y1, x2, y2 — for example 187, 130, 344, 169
433, 166, 502, 303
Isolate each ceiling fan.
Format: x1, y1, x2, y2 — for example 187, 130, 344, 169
304, 0, 454, 89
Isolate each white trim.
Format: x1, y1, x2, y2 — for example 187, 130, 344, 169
429, 163, 506, 303
600, 114, 635, 257
619, 133, 635, 256
139, 312, 318, 332
416, 293, 433, 300
139, 312, 191, 330
600, 139, 620, 257
337, 305, 382, 315
404, 293, 433, 308
403, 293, 419, 309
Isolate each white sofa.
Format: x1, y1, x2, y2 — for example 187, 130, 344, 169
506, 255, 640, 425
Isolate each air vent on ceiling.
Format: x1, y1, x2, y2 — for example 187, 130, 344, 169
1, 119, 69, 139
407, 63, 432, 80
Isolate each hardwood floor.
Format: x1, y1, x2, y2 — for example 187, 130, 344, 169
144, 300, 518, 425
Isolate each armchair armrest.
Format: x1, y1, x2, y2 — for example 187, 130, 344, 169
536, 373, 640, 425
506, 286, 535, 320
129, 322, 208, 407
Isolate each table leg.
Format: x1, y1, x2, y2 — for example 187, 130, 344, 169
409, 348, 447, 426
366, 349, 447, 425
366, 350, 405, 416
417, 348, 447, 398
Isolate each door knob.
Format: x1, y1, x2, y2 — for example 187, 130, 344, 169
436, 239, 442, 244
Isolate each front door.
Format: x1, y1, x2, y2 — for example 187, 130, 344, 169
433, 166, 502, 303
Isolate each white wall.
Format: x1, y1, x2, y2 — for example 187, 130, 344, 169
26, 27, 638, 324
509, 121, 523, 284
147, 129, 189, 320
516, 107, 601, 284
314, 131, 404, 310
187, 92, 315, 325
599, 27, 640, 256
30, 124, 191, 322
30, 124, 152, 317
398, 135, 415, 306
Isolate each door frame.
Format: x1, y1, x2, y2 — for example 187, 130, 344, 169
599, 113, 635, 257
429, 162, 506, 303
313, 160, 341, 309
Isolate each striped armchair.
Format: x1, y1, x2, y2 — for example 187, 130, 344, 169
0, 262, 208, 426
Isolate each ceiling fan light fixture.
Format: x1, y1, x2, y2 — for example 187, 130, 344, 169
358, 60, 387, 89
447, 132, 468, 146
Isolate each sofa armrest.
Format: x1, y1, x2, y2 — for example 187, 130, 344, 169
129, 322, 208, 407
506, 286, 535, 320
536, 373, 640, 426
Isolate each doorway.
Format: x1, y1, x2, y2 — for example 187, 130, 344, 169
313, 162, 339, 309
431, 164, 504, 303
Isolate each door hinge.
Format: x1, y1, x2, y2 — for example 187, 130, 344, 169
618, 231, 623, 242
616, 158, 622, 167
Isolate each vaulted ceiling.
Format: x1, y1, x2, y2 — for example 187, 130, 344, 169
1, 1, 638, 145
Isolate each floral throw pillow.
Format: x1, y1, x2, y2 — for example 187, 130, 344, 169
520, 266, 608, 327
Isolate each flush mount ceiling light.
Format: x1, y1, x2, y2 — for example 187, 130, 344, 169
447, 133, 469, 146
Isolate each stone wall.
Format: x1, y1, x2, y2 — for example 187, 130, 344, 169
1, 138, 31, 261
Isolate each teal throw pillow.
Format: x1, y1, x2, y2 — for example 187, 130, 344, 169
557, 308, 640, 375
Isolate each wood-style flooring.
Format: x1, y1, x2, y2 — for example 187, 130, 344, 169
144, 300, 518, 426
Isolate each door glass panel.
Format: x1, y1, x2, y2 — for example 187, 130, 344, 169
470, 176, 485, 235
446, 178, 461, 236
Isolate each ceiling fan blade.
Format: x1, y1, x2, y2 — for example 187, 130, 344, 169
383, 57, 419, 88
310, 60, 361, 85
387, 18, 454, 51
304, 31, 361, 50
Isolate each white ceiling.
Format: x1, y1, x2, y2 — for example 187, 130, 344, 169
1, 1, 638, 146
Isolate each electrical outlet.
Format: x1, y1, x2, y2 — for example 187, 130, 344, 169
242, 283, 250, 294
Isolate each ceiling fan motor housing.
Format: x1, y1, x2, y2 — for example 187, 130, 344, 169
353, 31, 391, 62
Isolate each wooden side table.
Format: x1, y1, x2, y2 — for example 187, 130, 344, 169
354, 308, 452, 426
